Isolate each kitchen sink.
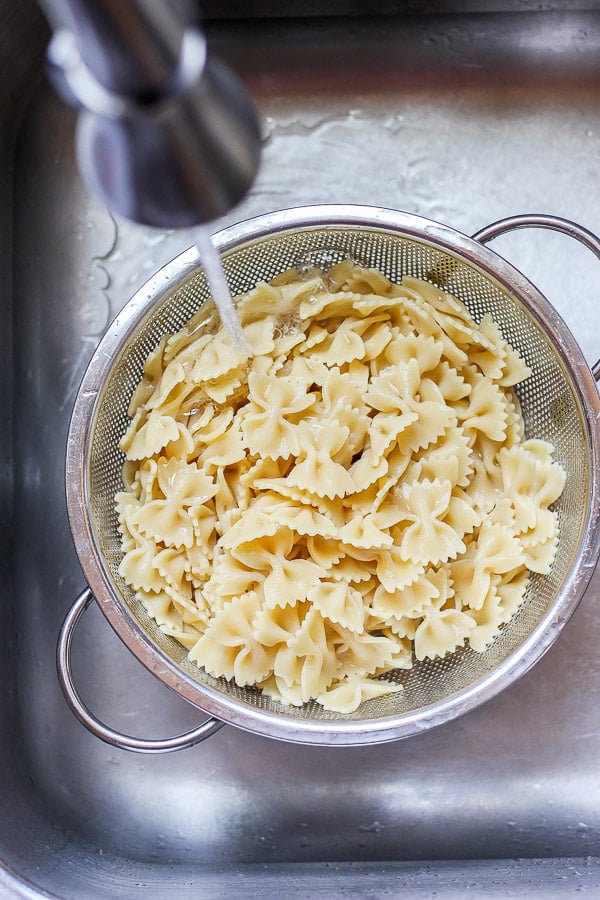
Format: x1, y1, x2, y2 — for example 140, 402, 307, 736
2, 2, 600, 896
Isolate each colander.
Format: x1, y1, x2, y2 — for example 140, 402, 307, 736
59, 206, 600, 753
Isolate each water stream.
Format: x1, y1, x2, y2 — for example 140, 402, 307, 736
192, 225, 247, 351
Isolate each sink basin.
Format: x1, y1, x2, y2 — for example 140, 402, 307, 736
2, 2, 600, 895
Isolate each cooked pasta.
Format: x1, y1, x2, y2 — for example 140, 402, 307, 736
115, 260, 566, 713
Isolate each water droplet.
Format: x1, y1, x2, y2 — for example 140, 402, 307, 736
358, 821, 383, 833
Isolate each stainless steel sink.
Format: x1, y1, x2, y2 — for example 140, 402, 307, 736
3, 2, 600, 896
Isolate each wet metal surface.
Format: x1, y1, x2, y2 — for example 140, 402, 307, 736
2, 3, 600, 896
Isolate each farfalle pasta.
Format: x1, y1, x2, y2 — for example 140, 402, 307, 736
115, 260, 566, 714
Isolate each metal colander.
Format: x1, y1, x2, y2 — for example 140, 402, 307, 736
61, 206, 600, 751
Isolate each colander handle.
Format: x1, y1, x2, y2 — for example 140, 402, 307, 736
57, 588, 225, 753
472, 213, 600, 382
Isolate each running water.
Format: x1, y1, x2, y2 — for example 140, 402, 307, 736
192, 225, 247, 351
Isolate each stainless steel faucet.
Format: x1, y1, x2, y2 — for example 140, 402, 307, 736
39, 0, 261, 228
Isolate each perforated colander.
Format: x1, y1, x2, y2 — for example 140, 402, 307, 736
59, 206, 600, 752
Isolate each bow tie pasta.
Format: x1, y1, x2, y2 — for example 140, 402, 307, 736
116, 260, 565, 714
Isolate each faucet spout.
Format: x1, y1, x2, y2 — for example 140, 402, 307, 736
40, 0, 261, 228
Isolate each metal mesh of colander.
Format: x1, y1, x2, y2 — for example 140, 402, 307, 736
68, 207, 600, 743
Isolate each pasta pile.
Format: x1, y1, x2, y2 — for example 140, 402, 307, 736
115, 261, 566, 714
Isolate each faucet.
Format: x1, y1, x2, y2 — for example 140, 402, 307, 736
39, 0, 262, 228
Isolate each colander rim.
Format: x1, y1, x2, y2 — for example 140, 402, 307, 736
65, 204, 600, 745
